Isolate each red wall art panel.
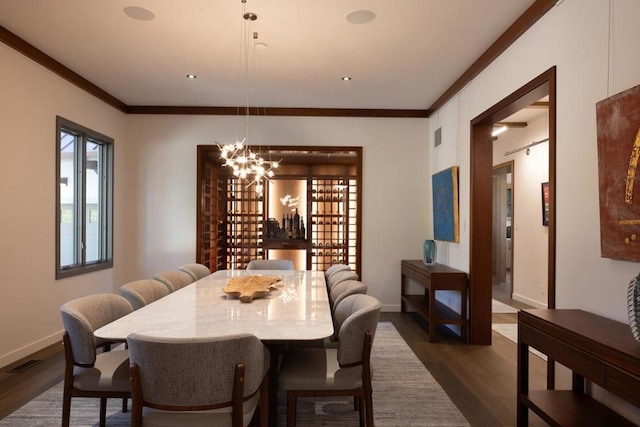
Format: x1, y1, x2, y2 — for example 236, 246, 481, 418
597, 84, 640, 261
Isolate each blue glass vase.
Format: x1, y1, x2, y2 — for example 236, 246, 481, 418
423, 240, 437, 266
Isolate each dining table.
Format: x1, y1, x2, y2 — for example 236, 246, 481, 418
94, 268, 334, 426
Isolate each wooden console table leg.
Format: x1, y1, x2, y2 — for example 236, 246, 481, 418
461, 286, 468, 343
400, 273, 406, 313
517, 325, 529, 426
428, 288, 436, 343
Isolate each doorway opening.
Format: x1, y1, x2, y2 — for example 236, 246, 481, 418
469, 67, 556, 345
492, 162, 513, 302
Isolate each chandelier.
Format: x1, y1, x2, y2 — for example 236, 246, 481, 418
217, 0, 279, 197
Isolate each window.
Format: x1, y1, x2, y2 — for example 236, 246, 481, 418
56, 116, 113, 278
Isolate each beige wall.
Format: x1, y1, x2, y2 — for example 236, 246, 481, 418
0, 44, 429, 366
429, 0, 640, 321
429, 0, 640, 420
0, 44, 128, 366
124, 114, 430, 306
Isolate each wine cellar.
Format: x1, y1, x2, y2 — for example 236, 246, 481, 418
197, 146, 362, 275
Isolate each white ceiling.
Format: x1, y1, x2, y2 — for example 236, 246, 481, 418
0, 0, 539, 110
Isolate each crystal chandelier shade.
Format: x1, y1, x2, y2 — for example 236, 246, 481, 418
216, 0, 278, 197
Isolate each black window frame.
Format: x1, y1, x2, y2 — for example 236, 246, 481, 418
56, 116, 114, 279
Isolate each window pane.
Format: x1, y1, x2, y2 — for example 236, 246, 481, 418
85, 140, 101, 263
57, 116, 113, 279
60, 130, 77, 268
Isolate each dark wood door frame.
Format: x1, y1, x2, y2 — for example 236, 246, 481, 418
469, 67, 556, 345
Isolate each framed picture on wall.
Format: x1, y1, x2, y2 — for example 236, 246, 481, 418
596, 83, 640, 261
541, 182, 550, 226
432, 166, 460, 242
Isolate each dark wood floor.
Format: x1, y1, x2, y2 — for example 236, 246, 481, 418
0, 309, 547, 426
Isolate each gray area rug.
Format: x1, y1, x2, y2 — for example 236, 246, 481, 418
0, 322, 468, 426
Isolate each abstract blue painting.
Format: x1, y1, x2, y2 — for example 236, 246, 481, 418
432, 166, 459, 242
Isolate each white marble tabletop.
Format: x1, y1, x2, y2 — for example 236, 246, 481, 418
94, 269, 334, 342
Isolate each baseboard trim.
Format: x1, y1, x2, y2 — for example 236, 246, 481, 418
0, 330, 63, 370
511, 293, 547, 308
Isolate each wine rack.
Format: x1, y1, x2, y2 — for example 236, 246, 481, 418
225, 177, 264, 269
198, 146, 361, 275
199, 157, 227, 272
309, 178, 355, 272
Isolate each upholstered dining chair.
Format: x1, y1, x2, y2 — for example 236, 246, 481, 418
329, 280, 368, 310
179, 262, 211, 281
60, 293, 134, 427
119, 279, 170, 311
246, 259, 294, 270
279, 294, 382, 427
127, 333, 270, 427
152, 270, 194, 292
326, 270, 359, 291
325, 263, 351, 281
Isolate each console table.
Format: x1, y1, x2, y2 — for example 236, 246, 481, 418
400, 260, 467, 343
518, 309, 640, 426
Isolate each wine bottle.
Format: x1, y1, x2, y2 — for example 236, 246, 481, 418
300, 218, 306, 240
294, 209, 300, 239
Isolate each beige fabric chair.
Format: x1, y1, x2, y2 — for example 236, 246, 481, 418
127, 333, 270, 427
246, 259, 294, 270
326, 270, 359, 291
325, 263, 351, 281
279, 294, 382, 427
119, 279, 170, 310
152, 270, 194, 292
330, 280, 368, 314
60, 293, 133, 427
179, 263, 211, 281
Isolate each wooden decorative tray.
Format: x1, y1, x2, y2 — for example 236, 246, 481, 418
222, 275, 281, 303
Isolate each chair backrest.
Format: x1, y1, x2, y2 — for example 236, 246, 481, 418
127, 333, 269, 408
60, 294, 133, 365
179, 263, 211, 281
120, 279, 170, 310
327, 270, 359, 290
334, 294, 381, 366
330, 280, 368, 309
246, 259, 294, 270
152, 270, 194, 292
325, 263, 351, 281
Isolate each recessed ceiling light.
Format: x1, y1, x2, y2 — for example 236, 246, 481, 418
186, 74, 197, 79
346, 10, 376, 25
123, 6, 155, 21
341, 76, 352, 81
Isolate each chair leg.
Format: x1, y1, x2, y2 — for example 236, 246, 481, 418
354, 395, 359, 411
99, 398, 107, 427
286, 392, 297, 427
122, 397, 128, 412
259, 375, 269, 427
61, 391, 71, 427
358, 396, 366, 427
364, 389, 374, 427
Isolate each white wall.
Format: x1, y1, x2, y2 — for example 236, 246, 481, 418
0, 38, 429, 367
0, 44, 128, 367
493, 113, 549, 307
124, 115, 429, 311
429, 0, 640, 420
430, 0, 640, 320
